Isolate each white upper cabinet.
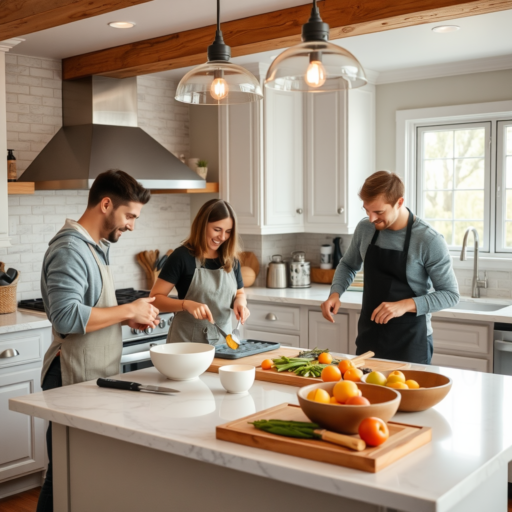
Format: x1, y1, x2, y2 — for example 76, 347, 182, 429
218, 63, 375, 235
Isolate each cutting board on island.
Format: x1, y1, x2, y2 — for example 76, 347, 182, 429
216, 403, 431, 473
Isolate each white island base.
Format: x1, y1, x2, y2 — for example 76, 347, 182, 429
10, 367, 512, 512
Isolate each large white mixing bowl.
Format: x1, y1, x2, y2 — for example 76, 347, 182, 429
150, 342, 215, 381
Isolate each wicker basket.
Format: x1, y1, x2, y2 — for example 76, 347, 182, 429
0, 273, 19, 314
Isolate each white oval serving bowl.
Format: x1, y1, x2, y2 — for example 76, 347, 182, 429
150, 342, 215, 381
218, 364, 255, 394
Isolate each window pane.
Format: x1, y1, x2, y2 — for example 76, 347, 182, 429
429, 221, 453, 245
425, 159, 453, 189
507, 127, 512, 155
424, 131, 453, 159
454, 221, 484, 246
506, 156, 512, 187
425, 191, 453, 219
454, 128, 485, 158
506, 190, 512, 220
454, 158, 484, 189
454, 190, 484, 219
506, 222, 512, 247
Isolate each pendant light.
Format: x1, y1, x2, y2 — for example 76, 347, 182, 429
265, 0, 367, 92
175, 0, 263, 105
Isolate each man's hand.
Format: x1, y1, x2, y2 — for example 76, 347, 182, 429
321, 293, 341, 323
128, 297, 159, 328
233, 299, 250, 324
371, 299, 417, 324
183, 300, 214, 323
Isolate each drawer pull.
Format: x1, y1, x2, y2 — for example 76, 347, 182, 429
265, 313, 278, 321
0, 348, 20, 359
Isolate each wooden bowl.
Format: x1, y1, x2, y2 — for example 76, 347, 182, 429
297, 382, 400, 434
362, 370, 452, 412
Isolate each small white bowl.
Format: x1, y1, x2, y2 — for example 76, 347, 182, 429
150, 342, 215, 381
218, 365, 255, 394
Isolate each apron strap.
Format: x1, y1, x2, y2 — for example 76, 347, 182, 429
87, 243, 104, 266
195, 257, 203, 269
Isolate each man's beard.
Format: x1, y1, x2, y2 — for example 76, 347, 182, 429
104, 214, 126, 243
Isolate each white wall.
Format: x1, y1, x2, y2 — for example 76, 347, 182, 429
0, 55, 192, 299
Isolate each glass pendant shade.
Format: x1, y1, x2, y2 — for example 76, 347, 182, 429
265, 41, 367, 92
175, 61, 263, 105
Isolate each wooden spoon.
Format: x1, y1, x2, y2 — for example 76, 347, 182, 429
349, 351, 375, 368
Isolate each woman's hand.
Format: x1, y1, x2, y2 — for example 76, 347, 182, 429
183, 300, 214, 323
233, 298, 250, 324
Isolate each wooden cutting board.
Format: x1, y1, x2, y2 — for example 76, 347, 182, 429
216, 403, 431, 473
207, 347, 299, 373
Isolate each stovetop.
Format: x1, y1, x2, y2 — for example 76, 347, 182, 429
18, 288, 151, 313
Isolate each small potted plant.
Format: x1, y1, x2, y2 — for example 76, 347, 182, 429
196, 159, 208, 180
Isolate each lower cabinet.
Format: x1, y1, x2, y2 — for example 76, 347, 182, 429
431, 353, 489, 372
308, 311, 349, 354
0, 367, 45, 482
244, 328, 299, 347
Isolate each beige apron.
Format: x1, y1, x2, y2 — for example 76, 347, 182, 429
40, 244, 122, 386
167, 257, 237, 345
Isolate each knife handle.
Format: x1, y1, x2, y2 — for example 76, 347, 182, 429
314, 429, 366, 451
96, 378, 141, 391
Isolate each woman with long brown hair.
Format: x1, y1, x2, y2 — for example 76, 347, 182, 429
151, 199, 249, 344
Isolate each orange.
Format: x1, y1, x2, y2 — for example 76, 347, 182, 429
387, 371, 406, 383
345, 395, 371, 406
318, 352, 333, 364
338, 359, 355, 375
386, 381, 408, 389
405, 380, 420, 389
329, 396, 341, 405
307, 388, 331, 404
333, 380, 359, 404
321, 365, 342, 382
343, 368, 363, 382
261, 359, 273, 370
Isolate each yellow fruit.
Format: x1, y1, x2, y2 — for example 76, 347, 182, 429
329, 396, 341, 405
333, 380, 359, 404
386, 381, 408, 389
387, 371, 406, 383
366, 371, 387, 386
308, 388, 331, 404
405, 379, 420, 389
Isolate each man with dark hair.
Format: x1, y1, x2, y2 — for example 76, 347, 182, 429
321, 171, 459, 364
37, 170, 158, 512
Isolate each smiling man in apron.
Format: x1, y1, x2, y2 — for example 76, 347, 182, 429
321, 171, 459, 364
37, 170, 159, 512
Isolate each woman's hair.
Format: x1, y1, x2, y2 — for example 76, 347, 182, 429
359, 171, 404, 205
183, 199, 241, 272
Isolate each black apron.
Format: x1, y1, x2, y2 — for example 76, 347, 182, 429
355, 209, 429, 364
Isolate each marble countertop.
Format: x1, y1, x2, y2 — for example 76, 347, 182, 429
10, 364, 512, 512
0, 310, 51, 335
246, 284, 512, 323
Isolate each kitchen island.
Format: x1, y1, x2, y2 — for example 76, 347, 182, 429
9, 362, 512, 512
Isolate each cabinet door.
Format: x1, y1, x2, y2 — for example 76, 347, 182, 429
219, 102, 262, 233
0, 367, 45, 482
243, 328, 300, 348
304, 91, 347, 232
308, 311, 349, 354
431, 353, 489, 373
264, 89, 304, 231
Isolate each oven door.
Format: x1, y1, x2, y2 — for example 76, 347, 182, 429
120, 334, 168, 374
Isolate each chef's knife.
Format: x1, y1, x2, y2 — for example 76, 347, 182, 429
96, 378, 180, 395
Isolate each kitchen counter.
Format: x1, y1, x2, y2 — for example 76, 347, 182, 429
246, 284, 512, 323
0, 310, 51, 334
9, 363, 512, 512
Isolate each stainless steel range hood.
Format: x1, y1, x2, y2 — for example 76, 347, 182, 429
19, 76, 205, 190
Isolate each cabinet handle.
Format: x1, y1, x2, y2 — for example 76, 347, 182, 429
265, 313, 278, 321
337, 207, 344, 214
296, 208, 303, 214
0, 348, 20, 359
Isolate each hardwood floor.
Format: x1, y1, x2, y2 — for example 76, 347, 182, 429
1, 486, 511, 511
0, 487, 40, 512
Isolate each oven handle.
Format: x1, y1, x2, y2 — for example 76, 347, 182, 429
120, 351, 151, 365
494, 340, 512, 353
123, 334, 168, 348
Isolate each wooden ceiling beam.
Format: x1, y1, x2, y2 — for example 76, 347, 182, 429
0, 0, 153, 41
63, 0, 512, 80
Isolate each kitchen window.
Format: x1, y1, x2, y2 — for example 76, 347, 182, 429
414, 116, 512, 254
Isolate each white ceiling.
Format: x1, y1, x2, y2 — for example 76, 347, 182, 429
10, 1, 512, 81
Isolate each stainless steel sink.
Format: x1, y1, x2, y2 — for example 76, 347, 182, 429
449, 302, 509, 312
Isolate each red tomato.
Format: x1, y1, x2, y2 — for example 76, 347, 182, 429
358, 417, 389, 446
345, 395, 370, 406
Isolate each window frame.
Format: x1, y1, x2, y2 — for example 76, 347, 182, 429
495, 119, 512, 253
416, 121, 492, 252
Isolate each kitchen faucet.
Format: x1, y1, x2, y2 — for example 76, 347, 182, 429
460, 227, 487, 298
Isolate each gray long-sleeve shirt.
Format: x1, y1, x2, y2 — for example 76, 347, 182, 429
330, 216, 460, 336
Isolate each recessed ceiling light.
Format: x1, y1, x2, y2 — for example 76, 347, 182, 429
108, 21, 136, 29
432, 25, 460, 33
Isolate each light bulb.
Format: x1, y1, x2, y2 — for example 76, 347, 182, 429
305, 60, 326, 88
210, 78, 229, 100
